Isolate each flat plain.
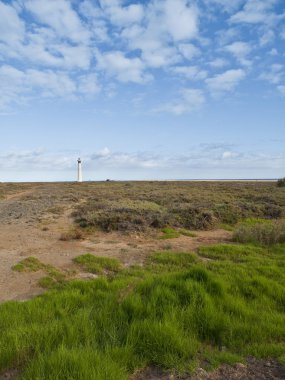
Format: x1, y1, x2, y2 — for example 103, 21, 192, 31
0, 181, 285, 379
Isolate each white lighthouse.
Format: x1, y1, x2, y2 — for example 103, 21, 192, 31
77, 158, 83, 182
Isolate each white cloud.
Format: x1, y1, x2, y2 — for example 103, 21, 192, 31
278, 85, 285, 95
172, 66, 208, 80
99, 0, 144, 26
259, 30, 275, 46
0, 2, 25, 44
96, 50, 151, 83
155, 88, 205, 115
0, 0, 282, 114
208, 58, 228, 68
206, 69, 246, 95
25, 0, 90, 43
224, 41, 251, 57
259, 64, 283, 84
230, 0, 281, 25
120, 0, 199, 69
223, 41, 252, 65
222, 151, 240, 159
78, 74, 101, 96
178, 44, 200, 60
0, 64, 100, 111
2, 147, 285, 177
161, 0, 199, 41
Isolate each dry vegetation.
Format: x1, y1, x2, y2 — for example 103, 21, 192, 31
72, 181, 285, 232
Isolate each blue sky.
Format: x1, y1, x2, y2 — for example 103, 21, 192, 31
0, 0, 285, 181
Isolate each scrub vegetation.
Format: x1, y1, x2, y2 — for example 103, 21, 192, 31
2, 242, 285, 379
277, 178, 285, 188
73, 181, 285, 232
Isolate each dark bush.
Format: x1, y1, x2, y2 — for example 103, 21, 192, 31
277, 178, 285, 188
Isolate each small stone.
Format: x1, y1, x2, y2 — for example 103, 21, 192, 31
196, 367, 207, 377
235, 363, 246, 370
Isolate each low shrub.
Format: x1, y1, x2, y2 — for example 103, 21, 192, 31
233, 220, 285, 245
277, 178, 285, 188
59, 228, 83, 241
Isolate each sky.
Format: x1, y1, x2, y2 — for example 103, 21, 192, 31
0, 0, 285, 181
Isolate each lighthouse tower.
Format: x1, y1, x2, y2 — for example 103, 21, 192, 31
77, 158, 83, 182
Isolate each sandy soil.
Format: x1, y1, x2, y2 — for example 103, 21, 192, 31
0, 184, 231, 302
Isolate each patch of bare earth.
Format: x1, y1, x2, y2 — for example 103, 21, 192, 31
133, 359, 285, 380
0, 368, 20, 380
0, 184, 231, 302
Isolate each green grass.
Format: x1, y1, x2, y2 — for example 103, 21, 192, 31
73, 254, 121, 274
2, 244, 285, 379
12, 257, 66, 288
159, 227, 197, 240
12, 257, 46, 272
179, 229, 197, 237
159, 227, 180, 239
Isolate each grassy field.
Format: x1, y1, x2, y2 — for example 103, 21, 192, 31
1, 240, 285, 379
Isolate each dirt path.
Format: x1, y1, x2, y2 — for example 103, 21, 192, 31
0, 185, 231, 303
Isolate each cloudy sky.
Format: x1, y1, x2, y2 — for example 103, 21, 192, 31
0, 0, 285, 181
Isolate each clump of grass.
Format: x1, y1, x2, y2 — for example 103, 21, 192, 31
12, 257, 46, 272
218, 223, 235, 231
73, 254, 121, 274
198, 244, 263, 262
159, 227, 196, 240
59, 228, 83, 241
12, 257, 66, 288
179, 229, 197, 237
148, 251, 197, 271
238, 218, 272, 226
233, 220, 285, 246
159, 227, 180, 240
47, 206, 64, 215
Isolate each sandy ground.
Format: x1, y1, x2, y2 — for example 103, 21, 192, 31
0, 184, 231, 302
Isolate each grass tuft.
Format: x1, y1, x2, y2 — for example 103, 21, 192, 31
159, 227, 180, 239
73, 254, 121, 274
